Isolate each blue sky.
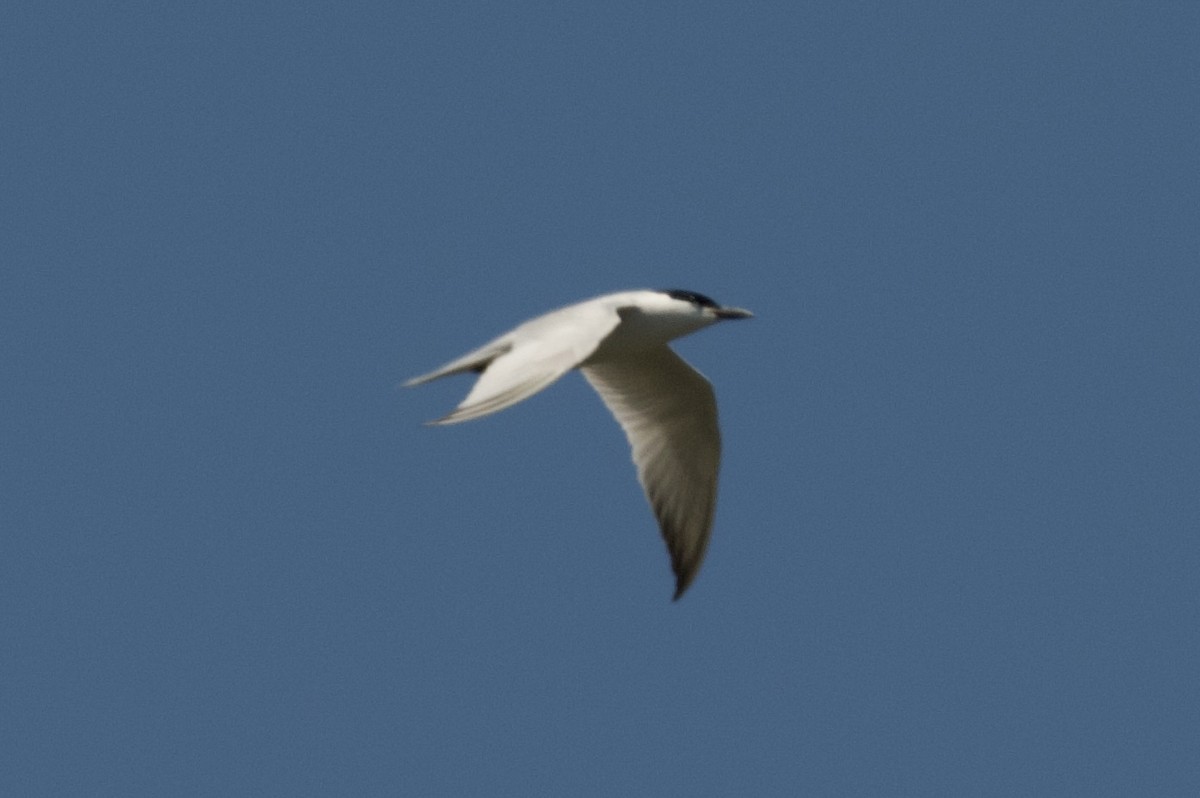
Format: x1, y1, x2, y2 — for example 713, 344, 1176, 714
4, 2, 1198, 795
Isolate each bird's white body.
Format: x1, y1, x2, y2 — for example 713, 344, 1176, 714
406, 289, 751, 599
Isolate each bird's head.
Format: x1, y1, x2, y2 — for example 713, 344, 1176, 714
658, 289, 754, 321
606, 289, 753, 347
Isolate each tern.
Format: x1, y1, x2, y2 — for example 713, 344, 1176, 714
405, 289, 752, 600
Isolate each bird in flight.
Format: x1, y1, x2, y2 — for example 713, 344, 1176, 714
406, 289, 752, 600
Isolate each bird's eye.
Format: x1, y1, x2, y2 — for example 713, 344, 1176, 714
663, 289, 719, 309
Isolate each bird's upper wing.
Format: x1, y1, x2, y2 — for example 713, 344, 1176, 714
581, 346, 721, 599
413, 302, 623, 425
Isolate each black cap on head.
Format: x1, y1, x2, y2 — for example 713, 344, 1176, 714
661, 289, 720, 309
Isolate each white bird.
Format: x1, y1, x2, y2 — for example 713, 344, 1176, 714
405, 289, 752, 600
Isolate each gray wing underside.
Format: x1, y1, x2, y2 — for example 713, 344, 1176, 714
582, 347, 721, 600
406, 304, 622, 425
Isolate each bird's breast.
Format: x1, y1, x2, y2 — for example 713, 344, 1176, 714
585, 310, 712, 363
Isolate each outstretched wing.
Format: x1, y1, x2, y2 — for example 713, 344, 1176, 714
408, 302, 623, 425
582, 346, 721, 599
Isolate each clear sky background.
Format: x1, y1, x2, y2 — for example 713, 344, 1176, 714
4, 3, 1198, 795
